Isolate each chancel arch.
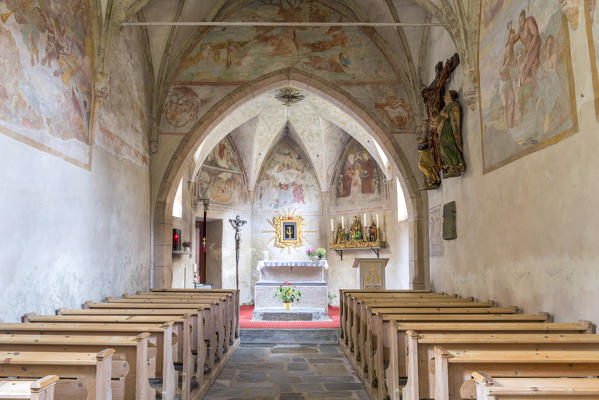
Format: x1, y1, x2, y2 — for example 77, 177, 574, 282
152, 68, 428, 299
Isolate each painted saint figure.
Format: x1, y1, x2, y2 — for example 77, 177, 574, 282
360, 151, 375, 194
501, 21, 517, 129
438, 90, 465, 178
514, 9, 541, 88
340, 153, 354, 197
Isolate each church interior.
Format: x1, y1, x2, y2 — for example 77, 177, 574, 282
1, 0, 599, 399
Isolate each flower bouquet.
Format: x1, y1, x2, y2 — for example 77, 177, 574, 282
306, 248, 326, 263
273, 281, 302, 309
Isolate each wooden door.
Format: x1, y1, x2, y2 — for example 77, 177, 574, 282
195, 221, 206, 284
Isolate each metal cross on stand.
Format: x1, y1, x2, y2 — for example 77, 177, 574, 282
229, 215, 247, 290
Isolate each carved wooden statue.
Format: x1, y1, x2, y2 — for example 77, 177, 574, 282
438, 90, 465, 177
418, 53, 461, 190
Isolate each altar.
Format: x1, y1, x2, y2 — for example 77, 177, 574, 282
254, 260, 329, 310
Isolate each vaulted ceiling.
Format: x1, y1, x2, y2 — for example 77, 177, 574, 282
191, 88, 391, 192
92, 0, 479, 152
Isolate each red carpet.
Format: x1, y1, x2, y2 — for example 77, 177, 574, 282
239, 305, 340, 329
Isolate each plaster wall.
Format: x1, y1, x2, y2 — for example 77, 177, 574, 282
0, 26, 151, 322
0, 134, 150, 322
205, 220, 223, 289
428, 17, 599, 323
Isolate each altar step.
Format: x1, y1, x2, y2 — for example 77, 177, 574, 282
240, 328, 339, 344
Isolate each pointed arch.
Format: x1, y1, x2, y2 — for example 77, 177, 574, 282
152, 68, 428, 290
253, 132, 323, 214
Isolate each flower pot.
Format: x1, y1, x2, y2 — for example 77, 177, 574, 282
283, 302, 291, 310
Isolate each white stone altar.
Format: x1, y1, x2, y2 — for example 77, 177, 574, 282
254, 260, 329, 310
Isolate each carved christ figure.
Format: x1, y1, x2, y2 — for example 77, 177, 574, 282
417, 53, 460, 190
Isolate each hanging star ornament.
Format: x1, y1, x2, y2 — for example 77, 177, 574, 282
275, 87, 305, 106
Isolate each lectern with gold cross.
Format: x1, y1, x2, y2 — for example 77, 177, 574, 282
352, 258, 389, 290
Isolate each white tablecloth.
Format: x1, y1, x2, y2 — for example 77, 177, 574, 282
257, 260, 329, 271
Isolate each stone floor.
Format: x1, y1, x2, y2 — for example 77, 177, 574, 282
204, 343, 369, 400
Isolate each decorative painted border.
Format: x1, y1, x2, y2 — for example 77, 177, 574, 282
584, 0, 599, 121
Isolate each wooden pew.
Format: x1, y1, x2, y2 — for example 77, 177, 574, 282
380, 321, 595, 400
0, 333, 153, 400
147, 289, 240, 339
359, 309, 544, 382
340, 292, 455, 345
0, 349, 114, 400
0, 323, 178, 400
434, 347, 599, 400
346, 297, 493, 361
58, 307, 212, 386
21, 314, 191, 400
102, 297, 232, 362
120, 294, 231, 351
339, 289, 433, 345
404, 332, 599, 400
358, 311, 548, 393
0, 375, 58, 400
130, 293, 238, 341
83, 301, 220, 377
470, 373, 599, 400
347, 299, 501, 377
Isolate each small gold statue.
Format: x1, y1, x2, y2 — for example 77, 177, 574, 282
335, 222, 345, 244
350, 216, 362, 240
368, 221, 378, 242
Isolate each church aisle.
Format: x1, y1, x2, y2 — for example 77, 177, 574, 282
204, 343, 369, 399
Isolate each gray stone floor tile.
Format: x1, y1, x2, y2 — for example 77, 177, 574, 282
203, 343, 367, 400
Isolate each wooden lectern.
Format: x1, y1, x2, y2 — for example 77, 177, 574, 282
352, 258, 389, 290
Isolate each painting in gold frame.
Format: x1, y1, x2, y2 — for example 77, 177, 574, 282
478, 0, 578, 173
267, 209, 308, 249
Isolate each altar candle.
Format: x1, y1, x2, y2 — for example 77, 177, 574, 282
330, 218, 334, 232
341, 216, 344, 229
376, 213, 379, 227
264, 251, 268, 260
363, 213, 366, 227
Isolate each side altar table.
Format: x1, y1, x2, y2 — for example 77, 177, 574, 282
254, 260, 329, 310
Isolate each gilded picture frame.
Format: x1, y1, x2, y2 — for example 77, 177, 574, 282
273, 214, 305, 248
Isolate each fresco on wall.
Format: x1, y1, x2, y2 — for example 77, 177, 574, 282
196, 139, 246, 206
254, 138, 321, 213
95, 27, 149, 167
478, 0, 578, 172
333, 140, 385, 210
585, 0, 599, 120
160, 85, 234, 134
0, 0, 94, 167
